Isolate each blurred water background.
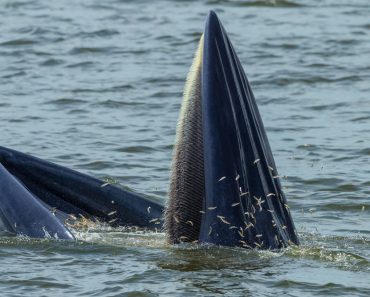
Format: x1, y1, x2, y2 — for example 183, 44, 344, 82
0, 0, 369, 296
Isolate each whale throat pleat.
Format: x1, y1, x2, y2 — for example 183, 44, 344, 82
165, 35, 205, 243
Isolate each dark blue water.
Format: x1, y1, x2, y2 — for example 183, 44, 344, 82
0, 0, 369, 296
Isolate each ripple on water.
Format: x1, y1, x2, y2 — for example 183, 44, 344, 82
77, 29, 120, 39
114, 146, 158, 154
1, 71, 27, 79
77, 160, 118, 170
66, 61, 95, 68
91, 99, 143, 108
287, 233, 370, 272
69, 46, 117, 55
206, 0, 303, 8
359, 148, 370, 156
0, 38, 36, 46
44, 98, 88, 106
39, 58, 65, 66
71, 85, 133, 94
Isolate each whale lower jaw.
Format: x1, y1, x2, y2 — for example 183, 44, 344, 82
164, 11, 299, 249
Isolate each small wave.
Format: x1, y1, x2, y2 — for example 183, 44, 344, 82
67, 109, 89, 115
301, 177, 342, 186
151, 91, 181, 98
82, 3, 116, 11
267, 126, 313, 132
4, 1, 35, 9
102, 124, 125, 130
272, 279, 369, 296
319, 183, 360, 193
319, 203, 368, 212
359, 148, 370, 156
155, 35, 181, 42
287, 245, 369, 270
39, 58, 64, 66
362, 181, 370, 188
0, 38, 36, 46
207, 0, 302, 7
77, 29, 119, 39
307, 102, 349, 111
351, 116, 370, 122
264, 75, 361, 87
1, 71, 26, 79
327, 38, 361, 46
297, 144, 317, 150
285, 233, 370, 272
0, 277, 72, 289
66, 61, 95, 68
158, 244, 280, 271
44, 98, 87, 106
114, 146, 157, 153
71, 85, 133, 94
77, 161, 118, 170
258, 42, 300, 49
306, 63, 331, 68
92, 99, 141, 108
69, 46, 116, 55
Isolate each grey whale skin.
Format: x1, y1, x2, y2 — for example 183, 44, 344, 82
0, 147, 164, 240
0, 11, 298, 249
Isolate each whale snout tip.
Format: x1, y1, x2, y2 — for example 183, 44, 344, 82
206, 10, 221, 28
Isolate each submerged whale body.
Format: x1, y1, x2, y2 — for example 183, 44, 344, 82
0, 11, 298, 248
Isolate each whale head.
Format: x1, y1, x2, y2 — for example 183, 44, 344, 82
165, 11, 299, 249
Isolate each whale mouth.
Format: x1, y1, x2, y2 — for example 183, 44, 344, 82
0, 10, 298, 249
165, 11, 299, 249
165, 34, 205, 244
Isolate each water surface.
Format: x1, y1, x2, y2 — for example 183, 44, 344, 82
0, 0, 369, 296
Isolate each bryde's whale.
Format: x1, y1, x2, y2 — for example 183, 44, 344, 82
0, 11, 298, 249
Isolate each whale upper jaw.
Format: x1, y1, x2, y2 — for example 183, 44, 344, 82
0, 163, 75, 240
0, 146, 164, 239
165, 11, 299, 249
